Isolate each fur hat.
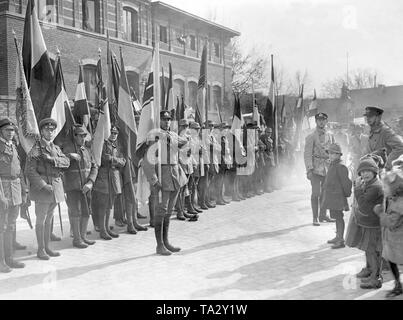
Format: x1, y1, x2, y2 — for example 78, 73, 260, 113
357, 157, 379, 176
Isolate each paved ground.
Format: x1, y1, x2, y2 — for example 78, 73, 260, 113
0, 175, 401, 300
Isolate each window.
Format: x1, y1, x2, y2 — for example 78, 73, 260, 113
160, 25, 168, 44
189, 35, 196, 51
82, 64, 98, 108
35, 0, 57, 23
82, 0, 101, 33
214, 42, 220, 58
122, 7, 139, 43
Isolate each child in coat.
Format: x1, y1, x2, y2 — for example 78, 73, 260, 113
322, 143, 352, 249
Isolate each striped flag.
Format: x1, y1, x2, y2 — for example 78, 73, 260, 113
92, 57, 111, 167
14, 36, 40, 156
22, 0, 55, 121
73, 64, 90, 127
51, 57, 76, 146
231, 94, 243, 137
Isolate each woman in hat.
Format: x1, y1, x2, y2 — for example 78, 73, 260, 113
346, 156, 384, 289
321, 143, 352, 249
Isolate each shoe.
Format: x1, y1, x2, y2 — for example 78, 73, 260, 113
319, 216, 336, 223
216, 200, 226, 205
223, 199, 231, 204
232, 196, 241, 202
156, 245, 172, 256
163, 217, 181, 253
360, 278, 382, 289
115, 220, 125, 227
73, 241, 88, 249
127, 224, 138, 235
331, 241, 345, 249
385, 282, 403, 298
313, 219, 320, 226
80, 218, 96, 245
50, 233, 61, 241
327, 236, 339, 244
134, 224, 148, 232
45, 248, 60, 257
100, 230, 112, 240
356, 268, 371, 278
71, 217, 88, 249
13, 242, 26, 251
188, 216, 198, 222
137, 213, 147, 219
200, 204, 209, 210
206, 202, 216, 208
37, 248, 50, 260
183, 211, 197, 219
5, 257, 25, 269
0, 263, 11, 273
193, 206, 203, 213
176, 213, 186, 221
106, 228, 119, 238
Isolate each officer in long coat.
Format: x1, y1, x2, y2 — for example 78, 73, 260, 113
304, 113, 336, 226
0, 118, 25, 272
63, 125, 98, 249
26, 118, 70, 260
363, 106, 403, 170
92, 126, 126, 240
142, 111, 188, 256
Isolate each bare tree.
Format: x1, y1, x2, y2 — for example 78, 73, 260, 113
287, 70, 311, 96
231, 39, 269, 96
321, 68, 379, 98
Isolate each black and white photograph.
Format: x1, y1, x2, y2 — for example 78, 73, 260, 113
0, 0, 402, 302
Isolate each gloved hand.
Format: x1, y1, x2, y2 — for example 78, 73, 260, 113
69, 153, 81, 162
42, 184, 53, 194
82, 182, 93, 194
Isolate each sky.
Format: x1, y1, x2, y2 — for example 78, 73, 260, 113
162, 0, 403, 97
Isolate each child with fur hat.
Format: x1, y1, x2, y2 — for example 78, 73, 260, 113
321, 143, 352, 249
346, 156, 384, 289
373, 155, 403, 298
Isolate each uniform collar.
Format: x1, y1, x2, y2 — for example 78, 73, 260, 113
370, 121, 384, 134
315, 127, 327, 135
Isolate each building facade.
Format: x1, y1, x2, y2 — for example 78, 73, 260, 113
0, 0, 239, 120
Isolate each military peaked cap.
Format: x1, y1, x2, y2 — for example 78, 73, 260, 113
160, 110, 172, 120
39, 118, 57, 130
0, 117, 16, 129
363, 106, 384, 117
315, 112, 328, 120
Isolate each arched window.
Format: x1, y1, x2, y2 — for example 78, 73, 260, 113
188, 81, 197, 108
35, 0, 58, 23
82, 0, 101, 33
82, 64, 98, 108
122, 7, 139, 43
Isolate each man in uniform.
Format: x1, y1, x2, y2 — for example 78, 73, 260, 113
142, 111, 188, 255
0, 118, 25, 272
26, 118, 70, 260
92, 126, 126, 240
304, 113, 336, 226
188, 121, 203, 213
363, 106, 403, 170
63, 125, 98, 248
260, 127, 276, 193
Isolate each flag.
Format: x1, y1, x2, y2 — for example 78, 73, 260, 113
195, 102, 203, 126
109, 52, 121, 125
14, 36, 40, 156
165, 63, 173, 110
308, 89, 318, 117
177, 95, 185, 121
92, 56, 111, 167
160, 67, 166, 110
73, 64, 90, 126
280, 95, 286, 126
252, 98, 259, 128
197, 45, 208, 123
51, 57, 76, 146
22, 0, 55, 121
264, 55, 275, 129
231, 94, 243, 133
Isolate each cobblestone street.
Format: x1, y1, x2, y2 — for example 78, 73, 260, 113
0, 176, 401, 300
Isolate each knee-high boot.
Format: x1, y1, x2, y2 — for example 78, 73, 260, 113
163, 215, 180, 252
71, 217, 88, 249
99, 208, 112, 240
105, 209, 119, 238
50, 216, 61, 241
154, 215, 171, 255
311, 196, 319, 223
126, 202, 137, 234
13, 229, 26, 250
4, 227, 25, 268
176, 191, 186, 220
131, 200, 147, 231
80, 217, 96, 245
148, 196, 155, 228
0, 233, 11, 272
36, 224, 49, 260
44, 221, 60, 257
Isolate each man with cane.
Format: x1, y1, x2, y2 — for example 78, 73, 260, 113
26, 118, 70, 260
63, 125, 98, 248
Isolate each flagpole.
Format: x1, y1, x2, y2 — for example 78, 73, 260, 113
205, 42, 208, 125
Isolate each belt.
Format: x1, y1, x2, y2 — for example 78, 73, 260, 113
0, 176, 20, 180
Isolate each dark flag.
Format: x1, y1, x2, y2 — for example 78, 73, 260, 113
160, 67, 166, 110
22, 0, 55, 121
264, 55, 275, 129
197, 45, 208, 122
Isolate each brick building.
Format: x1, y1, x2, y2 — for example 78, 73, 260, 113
0, 0, 239, 120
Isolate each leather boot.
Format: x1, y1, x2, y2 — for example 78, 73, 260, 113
154, 215, 171, 256
80, 217, 96, 245
185, 196, 198, 215
175, 194, 186, 221
0, 233, 11, 273
50, 218, 61, 241
13, 229, 26, 250
91, 211, 99, 232
148, 196, 155, 228
99, 209, 112, 240
131, 201, 148, 231
191, 191, 202, 213
4, 228, 25, 268
126, 203, 137, 235
163, 215, 181, 253
71, 217, 88, 249
44, 222, 60, 257
385, 281, 403, 298
35, 225, 49, 260
105, 209, 119, 238
328, 219, 340, 244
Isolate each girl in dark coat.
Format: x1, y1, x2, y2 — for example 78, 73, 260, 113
322, 143, 352, 249
346, 157, 384, 289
